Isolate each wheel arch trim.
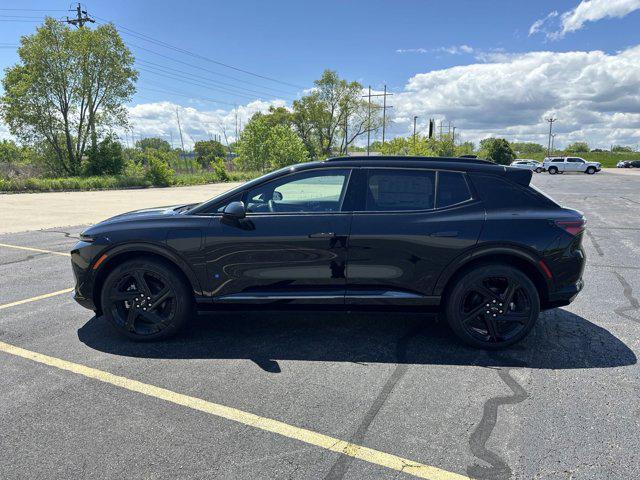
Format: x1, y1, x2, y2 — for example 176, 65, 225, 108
92, 242, 203, 310
433, 245, 551, 301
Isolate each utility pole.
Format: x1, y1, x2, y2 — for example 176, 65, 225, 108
366, 86, 371, 156
413, 116, 418, 145
64, 4, 96, 151
65, 3, 95, 28
343, 99, 349, 155
546, 117, 556, 156
175, 107, 185, 151
361, 87, 393, 154
234, 105, 239, 141
551, 133, 556, 153
380, 85, 393, 145
452, 126, 457, 145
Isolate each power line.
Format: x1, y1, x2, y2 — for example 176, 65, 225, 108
0, 8, 66, 12
64, 3, 94, 28
123, 40, 296, 96
93, 14, 305, 90
136, 65, 278, 102
135, 59, 295, 101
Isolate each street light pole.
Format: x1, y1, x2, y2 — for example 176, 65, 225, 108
546, 117, 556, 156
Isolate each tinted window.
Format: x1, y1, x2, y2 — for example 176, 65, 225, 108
365, 169, 435, 211
245, 169, 350, 213
469, 173, 553, 208
552, 159, 564, 163
437, 171, 472, 208
568, 157, 584, 163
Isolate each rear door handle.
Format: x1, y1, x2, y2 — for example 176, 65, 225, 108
430, 231, 459, 237
309, 232, 336, 238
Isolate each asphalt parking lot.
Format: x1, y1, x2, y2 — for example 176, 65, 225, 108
1, 170, 639, 480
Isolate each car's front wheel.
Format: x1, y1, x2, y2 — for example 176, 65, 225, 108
548, 166, 558, 174
585, 166, 596, 174
444, 264, 540, 349
535, 167, 543, 173
100, 258, 193, 340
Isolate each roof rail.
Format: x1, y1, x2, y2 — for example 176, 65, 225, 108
324, 155, 496, 165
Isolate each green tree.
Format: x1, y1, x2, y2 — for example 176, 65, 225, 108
0, 139, 23, 164
565, 141, 589, 153
194, 139, 226, 167
85, 135, 125, 175
511, 142, 545, 154
480, 138, 515, 165
136, 137, 171, 152
612, 145, 634, 152
0, 18, 137, 175
236, 115, 309, 171
455, 141, 475, 156
291, 70, 381, 158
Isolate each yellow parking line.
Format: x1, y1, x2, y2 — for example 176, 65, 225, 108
0, 288, 74, 310
0, 340, 469, 480
0, 242, 71, 257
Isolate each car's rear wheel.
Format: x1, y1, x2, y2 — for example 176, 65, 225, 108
445, 265, 540, 349
100, 258, 193, 340
535, 167, 543, 173
548, 166, 558, 174
586, 166, 596, 174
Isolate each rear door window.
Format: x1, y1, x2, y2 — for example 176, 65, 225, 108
437, 171, 472, 208
365, 169, 435, 211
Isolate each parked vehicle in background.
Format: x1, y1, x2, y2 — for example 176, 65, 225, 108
543, 156, 601, 174
617, 160, 631, 168
71, 156, 586, 349
510, 159, 544, 173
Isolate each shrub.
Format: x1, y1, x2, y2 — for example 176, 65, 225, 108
84, 135, 126, 176
144, 154, 175, 187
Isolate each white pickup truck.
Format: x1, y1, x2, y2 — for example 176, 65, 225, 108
542, 156, 601, 174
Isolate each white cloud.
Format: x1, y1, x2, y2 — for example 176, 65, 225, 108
531, 0, 640, 39
124, 98, 286, 148
391, 46, 640, 149
528, 10, 558, 36
396, 45, 474, 55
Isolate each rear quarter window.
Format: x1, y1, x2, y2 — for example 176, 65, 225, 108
468, 173, 556, 208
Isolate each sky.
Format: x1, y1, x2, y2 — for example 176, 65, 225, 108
1, 0, 640, 149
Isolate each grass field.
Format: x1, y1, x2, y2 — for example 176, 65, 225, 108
0, 170, 258, 194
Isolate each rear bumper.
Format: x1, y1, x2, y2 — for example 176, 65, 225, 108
544, 278, 584, 309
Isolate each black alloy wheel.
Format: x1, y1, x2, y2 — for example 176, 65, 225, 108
445, 265, 540, 348
101, 258, 192, 340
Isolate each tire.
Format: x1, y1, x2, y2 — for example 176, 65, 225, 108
535, 167, 543, 173
444, 264, 540, 349
586, 166, 596, 174
100, 258, 193, 341
548, 166, 558, 174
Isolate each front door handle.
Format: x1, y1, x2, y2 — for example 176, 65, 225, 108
430, 231, 459, 237
309, 232, 336, 239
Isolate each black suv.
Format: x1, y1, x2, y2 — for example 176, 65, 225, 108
72, 156, 585, 348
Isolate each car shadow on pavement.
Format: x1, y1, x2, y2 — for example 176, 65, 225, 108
77, 307, 636, 372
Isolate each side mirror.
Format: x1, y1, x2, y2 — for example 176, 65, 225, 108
223, 201, 246, 220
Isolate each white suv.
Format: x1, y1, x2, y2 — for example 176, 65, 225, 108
542, 156, 601, 175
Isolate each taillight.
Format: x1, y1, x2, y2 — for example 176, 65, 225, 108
555, 219, 585, 236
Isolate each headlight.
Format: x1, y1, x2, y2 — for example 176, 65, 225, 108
79, 232, 95, 243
